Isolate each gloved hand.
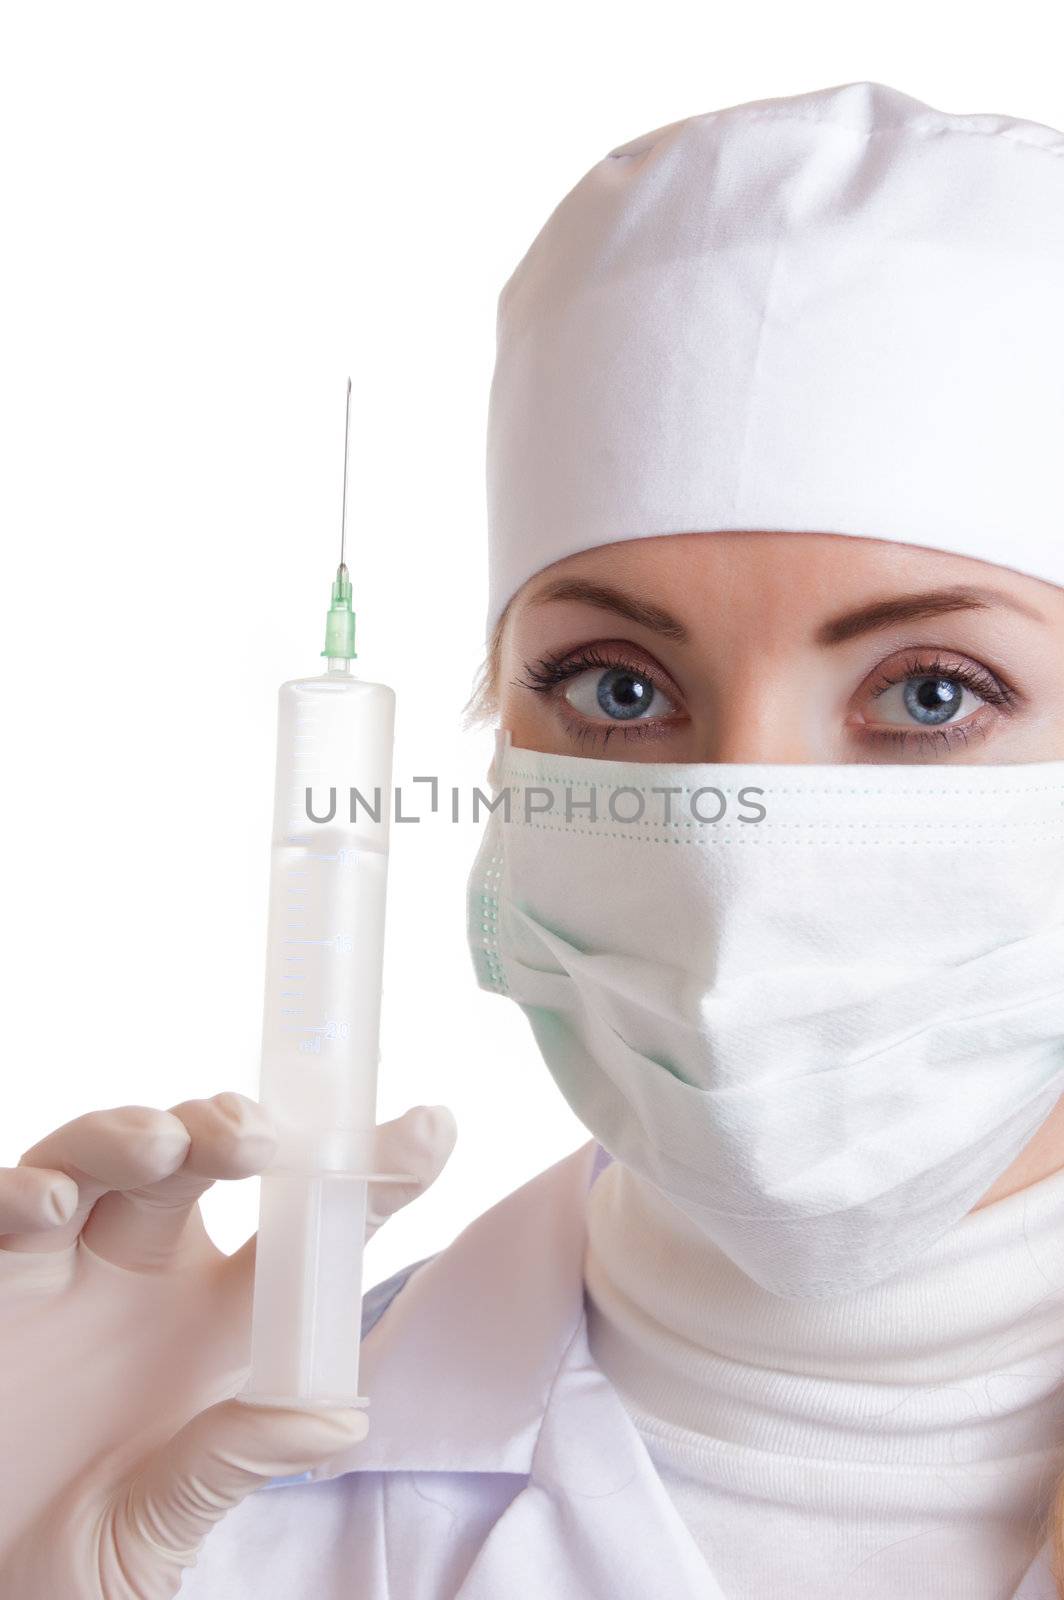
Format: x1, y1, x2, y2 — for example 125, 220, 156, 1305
0, 1093, 457, 1600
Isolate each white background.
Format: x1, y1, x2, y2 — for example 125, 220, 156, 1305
1, 2, 1061, 1289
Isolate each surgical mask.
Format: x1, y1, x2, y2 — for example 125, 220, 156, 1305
466, 732, 1064, 1299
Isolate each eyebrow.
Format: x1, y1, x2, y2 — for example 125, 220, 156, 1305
527, 577, 689, 641
814, 584, 1047, 646
526, 576, 1046, 650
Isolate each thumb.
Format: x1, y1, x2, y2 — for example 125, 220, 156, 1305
115, 1400, 369, 1578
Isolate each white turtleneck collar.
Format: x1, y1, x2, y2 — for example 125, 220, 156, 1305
583, 1154, 1064, 1596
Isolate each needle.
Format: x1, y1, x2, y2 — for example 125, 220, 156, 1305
322, 378, 358, 663
340, 376, 352, 574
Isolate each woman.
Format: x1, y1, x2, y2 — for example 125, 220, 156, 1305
2, 79, 1064, 1600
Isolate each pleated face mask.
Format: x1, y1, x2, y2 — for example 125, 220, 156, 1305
467, 733, 1064, 1298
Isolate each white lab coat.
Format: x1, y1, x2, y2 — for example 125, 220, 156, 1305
178, 1140, 1060, 1600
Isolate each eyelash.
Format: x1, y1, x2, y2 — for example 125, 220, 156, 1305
516, 644, 676, 748
517, 645, 1020, 751
858, 651, 1018, 752
519, 644, 653, 693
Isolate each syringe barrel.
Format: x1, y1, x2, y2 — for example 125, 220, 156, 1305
244, 669, 395, 1407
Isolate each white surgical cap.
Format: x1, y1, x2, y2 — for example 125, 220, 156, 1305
484, 79, 1064, 637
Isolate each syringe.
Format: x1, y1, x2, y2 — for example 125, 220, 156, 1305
242, 381, 407, 1409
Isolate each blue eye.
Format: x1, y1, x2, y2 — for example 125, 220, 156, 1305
564, 665, 675, 722
876, 674, 984, 728
905, 677, 964, 724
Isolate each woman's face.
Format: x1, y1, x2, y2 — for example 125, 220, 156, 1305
493, 528, 1064, 1210
495, 530, 1064, 764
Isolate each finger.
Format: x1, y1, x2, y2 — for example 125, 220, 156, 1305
120, 1399, 369, 1569
0, 1165, 79, 1236
82, 1093, 277, 1271
366, 1103, 457, 1237
2, 1107, 191, 1254
220, 1101, 459, 1288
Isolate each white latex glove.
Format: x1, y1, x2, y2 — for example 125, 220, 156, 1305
0, 1093, 457, 1599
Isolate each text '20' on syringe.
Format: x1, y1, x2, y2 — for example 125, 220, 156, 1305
241, 379, 412, 1410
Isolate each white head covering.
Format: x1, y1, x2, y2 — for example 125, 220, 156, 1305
484, 80, 1064, 637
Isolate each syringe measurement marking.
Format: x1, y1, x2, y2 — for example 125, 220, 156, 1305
282, 1019, 351, 1038
278, 843, 360, 867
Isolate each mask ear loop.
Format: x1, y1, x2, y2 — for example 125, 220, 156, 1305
487, 725, 513, 792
